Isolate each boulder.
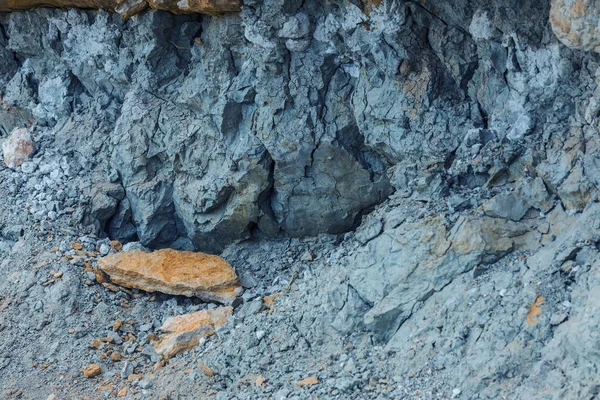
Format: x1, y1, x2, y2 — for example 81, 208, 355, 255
2, 128, 34, 169
98, 249, 242, 304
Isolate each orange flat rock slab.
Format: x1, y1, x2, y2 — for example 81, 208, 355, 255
154, 306, 232, 360
98, 249, 242, 304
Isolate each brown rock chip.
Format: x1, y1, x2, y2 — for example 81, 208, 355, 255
109, 240, 123, 251
82, 364, 101, 378
526, 295, 545, 327
297, 376, 319, 387
199, 362, 214, 377
153, 307, 232, 360
113, 319, 123, 331
127, 374, 143, 381
256, 375, 265, 387
98, 249, 242, 304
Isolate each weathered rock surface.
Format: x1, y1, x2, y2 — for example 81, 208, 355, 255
2, 0, 600, 398
482, 193, 531, 221
154, 306, 232, 359
2, 127, 34, 168
98, 249, 242, 304
0, 0, 241, 18
550, 0, 600, 53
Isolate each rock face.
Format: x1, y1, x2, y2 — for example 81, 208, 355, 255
154, 306, 232, 359
2, 128, 34, 168
98, 249, 242, 304
0, 0, 241, 18
3, 1, 600, 398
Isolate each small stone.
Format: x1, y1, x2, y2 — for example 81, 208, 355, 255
117, 387, 127, 397
99, 244, 110, 256
81, 364, 102, 378
113, 319, 123, 331
128, 373, 144, 381
53, 271, 63, 279
256, 375, 265, 387
110, 351, 123, 361
139, 380, 152, 389
2, 128, 34, 168
199, 362, 214, 377
121, 361, 134, 379
550, 312, 568, 326
300, 251, 314, 262
89, 339, 103, 349
110, 240, 123, 251
263, 292, 281, 309
451, 388, 462, 398
256, 330, 266, 340
297, 376, 319, 387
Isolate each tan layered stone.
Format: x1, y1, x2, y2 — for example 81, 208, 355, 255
0, 0, 241, 18
98, 249, 242, 304
154, 306, 232, 360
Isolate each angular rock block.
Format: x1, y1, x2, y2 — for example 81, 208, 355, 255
98, 249, 242, 304
2, 128, 34, 169
154, 306, 232, 359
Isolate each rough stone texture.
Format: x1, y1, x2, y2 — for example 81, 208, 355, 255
550, 0, 600, 53
98, 249, 242, 304
0, 0, 241, 18
2, 0, 600, 398
2, 127, 34, 168
154, 306, 232, 359
482, 193, 531, 221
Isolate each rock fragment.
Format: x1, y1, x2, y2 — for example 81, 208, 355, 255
153, 306, 232, 360
297, 376, 319, 387
2, 128, 34, 169
482, 193, 530, 221
199, 361, 214, 377
98, 249, 242, 304
81, 364, 101, 378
